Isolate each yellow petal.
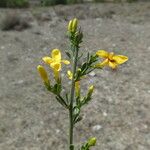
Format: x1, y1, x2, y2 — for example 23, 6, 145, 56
96, 50, 109, 58
95, 59, 109, 68
108, 61, 118, 69
42, 57, 53, 64
67, 70, 73, 80
108, 52, 114, 60
113, 55, 128, 64
37, 65, 49, 84
50, 62, 61, 71
51, 49, 61, 61
61, 60, 70, 65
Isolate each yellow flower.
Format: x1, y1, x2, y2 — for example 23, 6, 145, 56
68, 18, 78, 33
95, 50, 128, 69
42, 49, 70, 71
37, 65, 49, 84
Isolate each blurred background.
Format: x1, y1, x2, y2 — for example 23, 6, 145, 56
0, 0, 150, 150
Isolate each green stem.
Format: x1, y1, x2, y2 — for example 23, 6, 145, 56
69, 45, 79, 150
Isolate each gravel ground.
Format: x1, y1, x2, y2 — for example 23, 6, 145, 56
0, 2, 150, 150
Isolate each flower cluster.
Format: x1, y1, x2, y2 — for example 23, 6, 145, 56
37, 18, 128, 150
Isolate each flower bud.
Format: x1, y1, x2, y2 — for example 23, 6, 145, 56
68, 18, 78, 33
68, 20, 73, 32
75, 81, 80, 97
88, 85, 94, 97
37, 65, 49, 85
72, 18, 78, 32
87, 137, 97, 147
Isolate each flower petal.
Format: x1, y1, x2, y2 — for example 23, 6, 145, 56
95, 59, 109, 68
113, 55, 128, 64
50, 62, 61, 71
61, 60, 70, 65
108, 52, 114, 60
51, 49, 61, 61
96, 50, 109, 58
109, 61, 118, 69
42, 57, 53, 64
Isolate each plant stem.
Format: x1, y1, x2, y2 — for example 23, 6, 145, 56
69, 45, 79, 150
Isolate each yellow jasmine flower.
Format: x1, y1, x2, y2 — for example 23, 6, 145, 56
42, 49, 70, 72
37, 65, 49, 84
95, 50, 128, 69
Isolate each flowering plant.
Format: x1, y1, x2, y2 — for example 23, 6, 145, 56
37, 18, 128, 150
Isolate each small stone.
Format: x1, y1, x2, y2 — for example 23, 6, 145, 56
92, 125, 102, 131
103, 112, 108, 117
89, 71, 96, 77
17, 80, 24, 84
112, 43, 116, 47
56, 129, 60, 134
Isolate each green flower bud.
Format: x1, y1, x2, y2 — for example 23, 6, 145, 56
68, 20, 73, 32
87, 85, 94, 97
87, 137, 97, 147
72, 18, 78, 32
68, 18, 78, 33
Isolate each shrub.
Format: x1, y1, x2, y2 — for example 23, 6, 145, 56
127, 0, 138, 2
41, 0, 83, 6
41, 0, 67, 6
93, 0, 105, 2
0, 0, 29, 8
0, 13, 31, 31
67, 0, 83, 4
0, 0, 7, 7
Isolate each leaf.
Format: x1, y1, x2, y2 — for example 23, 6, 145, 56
74, 115, 82, 124
56, 95, 68, 109
65, 50, 71, 59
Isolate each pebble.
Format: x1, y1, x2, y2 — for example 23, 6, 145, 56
55, 129, 60, 134
92, 125, 102, 131
17, 80, 24, 84
103, 112, 108, 117
89, 71, 96, 77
